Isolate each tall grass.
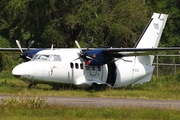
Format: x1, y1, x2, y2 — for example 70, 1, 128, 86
1, 97, 49, 109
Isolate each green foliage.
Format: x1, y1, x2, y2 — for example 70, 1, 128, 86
0, 0, 179, 48
0, 36, 10, 47
0, 0, 179, 75
0, 36, 20, 73
0, 0, 150, 48
175, 72, 180, 82
148, 0, 180, 47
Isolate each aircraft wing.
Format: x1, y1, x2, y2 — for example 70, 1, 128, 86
101, 47, 180, 57
0, 48, 37, 53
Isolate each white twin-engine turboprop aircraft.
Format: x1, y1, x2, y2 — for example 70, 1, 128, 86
11, 13, 180, 90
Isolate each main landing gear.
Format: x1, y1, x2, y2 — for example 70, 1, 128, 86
91, 83, 108, 91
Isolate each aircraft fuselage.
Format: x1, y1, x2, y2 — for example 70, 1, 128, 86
12, 49, 154, 89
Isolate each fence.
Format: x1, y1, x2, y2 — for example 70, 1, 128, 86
153, 55, 180, 77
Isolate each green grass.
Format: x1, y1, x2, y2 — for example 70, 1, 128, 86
0, 96, 180, 120
1, 74, 180, 100
1, 74, 180, 119
1, 95, 180, 120
1, 105, 180, 120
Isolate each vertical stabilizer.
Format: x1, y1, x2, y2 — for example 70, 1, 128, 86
134, 13, 168, 65
135, 13, 168, 48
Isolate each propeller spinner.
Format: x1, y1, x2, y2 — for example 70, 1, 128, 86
75, 40, 97, 62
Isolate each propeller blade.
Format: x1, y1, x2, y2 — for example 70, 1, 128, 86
75, 41, 82, 53
87, 38, 94, 50
16, 40, 23, 53
27, 40, 34, 50
26, 56, 32, 60
86, 56, 98, 61
74, 57, 81, 61
75, 40, 98, 62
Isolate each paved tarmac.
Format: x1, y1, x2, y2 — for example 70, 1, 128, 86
0, 95, 180, 108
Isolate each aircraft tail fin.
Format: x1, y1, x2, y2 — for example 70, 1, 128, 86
134, 13, 168, 65
134, 13, 168, 48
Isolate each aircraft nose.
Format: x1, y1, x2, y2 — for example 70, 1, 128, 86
12, 64, 25, 78
13, 75, 21, 78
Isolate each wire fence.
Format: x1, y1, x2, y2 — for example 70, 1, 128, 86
153, 55, 180, 77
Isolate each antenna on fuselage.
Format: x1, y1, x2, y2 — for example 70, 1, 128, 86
50, 44, 57, 50
51, 44, 54, 50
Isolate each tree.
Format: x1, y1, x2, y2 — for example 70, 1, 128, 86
147, 0, 180, 47
63, 0, 150, 48
0, 0, 151, 48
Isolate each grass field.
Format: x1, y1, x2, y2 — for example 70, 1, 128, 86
0, 96, 180, 120
1, 105, 180, 120
1, 74, 180, 119
1, 74, 180, 99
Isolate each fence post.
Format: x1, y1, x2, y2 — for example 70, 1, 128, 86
156, 55, 159, 77
173, 59, 176, 76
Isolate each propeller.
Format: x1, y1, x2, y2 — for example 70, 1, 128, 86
16, 40, 23, 53
75, 40, 97, 62
16, 40, 34, 61
27, 40, 34, 50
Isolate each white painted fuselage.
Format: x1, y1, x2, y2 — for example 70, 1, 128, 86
12, 48, 154, 89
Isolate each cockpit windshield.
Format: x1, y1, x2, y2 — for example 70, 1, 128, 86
31, 54, 61, 61
49, 55, 61, 61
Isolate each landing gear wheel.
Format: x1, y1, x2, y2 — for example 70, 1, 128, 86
28, 83, 37, 88
99, 84, 107, 91
52, 84, 60, 90
92, 83, 98, 91
91, 83, 107, 91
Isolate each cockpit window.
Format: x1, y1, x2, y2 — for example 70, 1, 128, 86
39, 55, 50, 60
32, 54, 39, 60
32, 54, 61, 61
31, 54, 50, 61
49, 55, 61, 61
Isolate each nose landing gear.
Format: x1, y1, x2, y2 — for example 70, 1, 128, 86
28, 83, 37, 88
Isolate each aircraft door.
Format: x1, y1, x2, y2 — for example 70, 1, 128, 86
85, 65, 104, 81
106, 62, 116, 86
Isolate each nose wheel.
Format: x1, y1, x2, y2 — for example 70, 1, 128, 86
28, 83, 37, 88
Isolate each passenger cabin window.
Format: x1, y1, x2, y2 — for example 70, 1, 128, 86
70, 63, 74, 69
75, 63, 79, 69
80, 63, 83, 69
70, 63, 83, 70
